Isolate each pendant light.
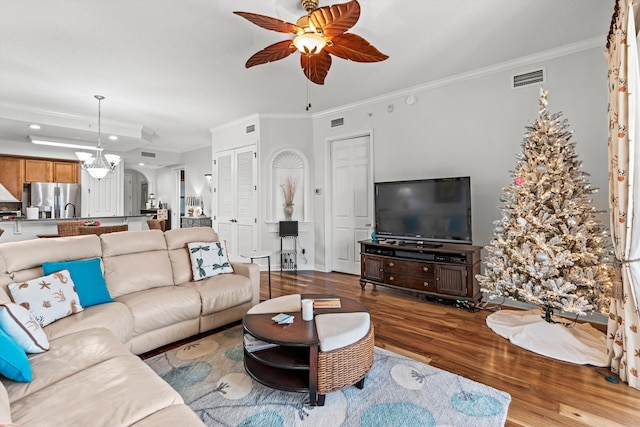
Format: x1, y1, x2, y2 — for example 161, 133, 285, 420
75, 95, 121, 180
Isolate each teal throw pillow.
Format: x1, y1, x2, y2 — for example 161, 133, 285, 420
0, 328, 32, 382
42, 258, 113, 307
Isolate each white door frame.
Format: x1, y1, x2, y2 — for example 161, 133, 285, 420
323, 129, 374, 273
172, 165, 185, 229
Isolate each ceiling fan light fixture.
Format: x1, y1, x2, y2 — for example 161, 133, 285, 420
293, 32, 326, 54
234, 0, 388, 85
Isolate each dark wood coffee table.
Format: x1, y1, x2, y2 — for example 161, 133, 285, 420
242, 294, 369, 406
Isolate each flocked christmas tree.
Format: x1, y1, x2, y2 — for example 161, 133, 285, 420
476, 89, 614, 319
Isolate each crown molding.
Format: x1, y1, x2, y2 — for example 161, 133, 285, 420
312, 35, 606, 119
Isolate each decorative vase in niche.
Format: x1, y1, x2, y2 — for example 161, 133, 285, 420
284, 204, 294, 221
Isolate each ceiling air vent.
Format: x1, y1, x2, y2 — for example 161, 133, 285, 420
140, 151, 156, 158
511, 68, 545, 89
246, 124, 255, 133
331, 117, 344, 128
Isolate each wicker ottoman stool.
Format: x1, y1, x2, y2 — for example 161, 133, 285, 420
315, 312, 374, 405
243, 294, 373, 405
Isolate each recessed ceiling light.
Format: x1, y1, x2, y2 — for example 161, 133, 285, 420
138, 163, 145, 166
29, 124, 41, 130
109, 135, 118, 141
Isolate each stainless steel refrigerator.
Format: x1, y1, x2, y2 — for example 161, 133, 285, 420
29, 182, 81, 219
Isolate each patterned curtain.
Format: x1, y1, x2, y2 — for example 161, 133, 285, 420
606, 0, 640, 389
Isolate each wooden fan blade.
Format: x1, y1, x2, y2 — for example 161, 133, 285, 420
300, 51, 332, 85
309, 0, 360, 37
245, 40, 297, 68
233, 11, 300, 34
325, 33, 388, 62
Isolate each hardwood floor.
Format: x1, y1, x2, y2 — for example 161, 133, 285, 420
264, 270, 640, 427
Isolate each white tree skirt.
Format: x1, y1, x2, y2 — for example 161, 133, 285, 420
486, 309, 609, 366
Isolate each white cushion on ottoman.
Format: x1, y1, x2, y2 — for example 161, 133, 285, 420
315, 312, 370, 352
246, 294, 301, 314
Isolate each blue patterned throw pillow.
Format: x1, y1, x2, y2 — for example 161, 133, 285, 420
187, 241, 234, 281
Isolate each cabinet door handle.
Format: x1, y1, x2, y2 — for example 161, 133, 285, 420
424, 282, 429, 287
389, 276, 394, 282
423, 266, 429, 272
389, 262, 394, 267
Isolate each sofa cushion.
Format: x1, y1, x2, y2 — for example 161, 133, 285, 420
181, 273, 253, 316
0, 235, 101, 273
3, 328, 131, 403
0, 328, 31, 382
6, 328, 185, 427
42, 258, 113, 307
43, 301, 133, 344
116, 286, 201, 335
101, 231, 174, 298
166, 227, 219, 285
100, 229, 167, 258
0, 303, 49, 353
8, 270, 83, 327
164, 227, 219, 250
187, 241, 233, 280
130, 404, 205, 426
0, 380, 10, 424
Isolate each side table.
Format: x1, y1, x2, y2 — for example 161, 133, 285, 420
241, 250, 272, 299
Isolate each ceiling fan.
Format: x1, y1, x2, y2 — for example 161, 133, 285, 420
233, 0, 388, 85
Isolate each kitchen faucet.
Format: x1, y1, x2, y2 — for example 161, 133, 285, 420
64, 203, 76, 218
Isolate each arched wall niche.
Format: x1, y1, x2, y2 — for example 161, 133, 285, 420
270, 149, 309, 222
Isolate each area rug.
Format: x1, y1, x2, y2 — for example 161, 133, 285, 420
486, 309, 608, 366
145, 326, 511, 426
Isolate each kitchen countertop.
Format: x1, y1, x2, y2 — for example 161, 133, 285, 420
0, 214, 151, 223
0, 215, 152, 243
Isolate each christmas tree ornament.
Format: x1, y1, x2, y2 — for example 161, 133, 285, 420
535, 253, 548, 262
476, 90, 614, 319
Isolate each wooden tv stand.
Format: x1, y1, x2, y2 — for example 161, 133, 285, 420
359, 240, 482, 304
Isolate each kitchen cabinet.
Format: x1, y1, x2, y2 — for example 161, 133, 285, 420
0, 156, 25, 200
53, 161, 79, 183
24, 159, 53, 182
24, 159, 79, 183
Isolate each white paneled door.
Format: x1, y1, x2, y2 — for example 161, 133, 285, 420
81, 168, 122, 217
331, 135, 373, 275
214, 145, 258, 261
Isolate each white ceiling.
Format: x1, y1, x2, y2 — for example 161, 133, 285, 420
0, 0, 614, 162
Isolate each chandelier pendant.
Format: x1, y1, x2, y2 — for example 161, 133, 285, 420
75, 95, 121, 180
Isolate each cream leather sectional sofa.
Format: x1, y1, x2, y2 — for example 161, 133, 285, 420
0, 227, 260, 426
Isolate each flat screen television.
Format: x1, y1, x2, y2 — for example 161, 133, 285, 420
374, 176, 472, 245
